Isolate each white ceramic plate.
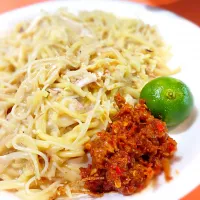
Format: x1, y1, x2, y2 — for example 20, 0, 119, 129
0, 0, 200, 200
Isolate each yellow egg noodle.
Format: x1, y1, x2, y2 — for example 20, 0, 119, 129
0, 9, 177, 200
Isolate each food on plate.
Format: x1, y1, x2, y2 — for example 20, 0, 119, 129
0, 8, 178, 199
80, 94, 177, 196
140, 77, 194, 126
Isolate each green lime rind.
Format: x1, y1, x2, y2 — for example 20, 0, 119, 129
140, 77, 194, 127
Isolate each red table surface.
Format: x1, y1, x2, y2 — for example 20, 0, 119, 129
0, 0, 199, 199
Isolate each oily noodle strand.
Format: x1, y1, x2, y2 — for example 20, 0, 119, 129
0, 9, 178, 199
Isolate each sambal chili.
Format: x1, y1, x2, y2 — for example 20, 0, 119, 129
80, 94, 177, 196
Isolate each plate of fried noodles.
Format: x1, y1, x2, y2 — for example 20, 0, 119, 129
0, 0, 199, 200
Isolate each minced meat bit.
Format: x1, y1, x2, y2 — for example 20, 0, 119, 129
80, 94, 177, 196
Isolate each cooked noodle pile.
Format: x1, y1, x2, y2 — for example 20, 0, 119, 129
0, 9, 177, 199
